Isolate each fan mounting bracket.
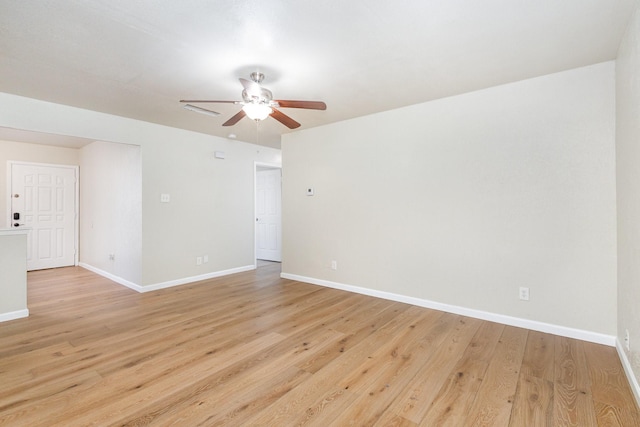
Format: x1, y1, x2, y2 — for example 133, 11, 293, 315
250, 72, 265, 84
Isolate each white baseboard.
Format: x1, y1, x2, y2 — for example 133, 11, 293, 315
79, 263, 142, 291
0, 309, 29, 323
138, 265, 256, 292
281, 272, 616, 347
616, 338, 640, 409
79, 263, 255, 293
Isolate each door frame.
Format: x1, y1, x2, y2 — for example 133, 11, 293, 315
7, 161, 80, 267
254, 161, 282, 265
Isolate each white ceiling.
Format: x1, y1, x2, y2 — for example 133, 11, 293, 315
0, 0, 635, 148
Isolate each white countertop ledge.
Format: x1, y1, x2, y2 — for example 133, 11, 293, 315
0, 228, 31, 236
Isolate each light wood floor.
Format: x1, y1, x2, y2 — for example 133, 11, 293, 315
0, 265, 638, 426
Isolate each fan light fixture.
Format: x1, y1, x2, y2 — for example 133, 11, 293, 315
242, 103, 272, 121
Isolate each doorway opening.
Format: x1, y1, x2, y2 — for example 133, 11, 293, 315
255, 162, 282, 266
8, 161, 79, 271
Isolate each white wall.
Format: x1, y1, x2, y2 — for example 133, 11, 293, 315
0, 92, 281, 287
139, 133, 279, 285
282, 62, 617, 336
80, 141, 142, 285
0, 140, 79, 227
616, 0, 640, 395
0, 231, 28, 320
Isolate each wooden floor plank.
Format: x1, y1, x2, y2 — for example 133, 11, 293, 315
115, 328, 347, 426
464, 325, 528, 426
317, 310, 447, 426
520, 330, 556, 381
509, 331, 556, 426
509, 375, 554, 426
0, 265, 637, 426
419, 321, 505, 426
0, 370, 104, 426
583, 341, 640, 426
45, 332, 288, 426
553, 336, 598, 426
297, 300, 407, 375
240, 306, 428, 426
383, 315, 483, 424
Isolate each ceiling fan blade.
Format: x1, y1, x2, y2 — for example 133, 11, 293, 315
270, 108, 301, 129
222, 110, 246, 126
239, 78, 262, 96
275, 100, 327, 110
180, 100, 240, 104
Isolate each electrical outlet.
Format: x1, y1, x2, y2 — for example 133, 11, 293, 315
160, 193, 170, 203
519, 287, 529, 301
331, 260, 337, 270
625, 329, 630, 351
196, 256, 202, 266
203, 255, 209, 263
108, 253, 115, 261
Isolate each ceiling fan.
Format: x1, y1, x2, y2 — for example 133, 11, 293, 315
180, 72, 326, 129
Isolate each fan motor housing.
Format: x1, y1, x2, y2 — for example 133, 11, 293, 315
242, 88, 273, 104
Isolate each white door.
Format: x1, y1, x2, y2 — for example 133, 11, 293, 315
10, 163, 78, 271
256, 168, 282, 262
